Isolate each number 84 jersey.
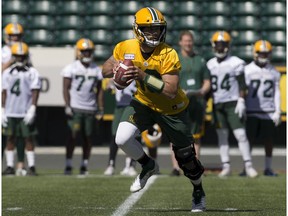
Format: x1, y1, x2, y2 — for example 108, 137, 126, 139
207, 55, 245, 104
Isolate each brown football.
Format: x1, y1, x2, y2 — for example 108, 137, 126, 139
113, 59, 134, 90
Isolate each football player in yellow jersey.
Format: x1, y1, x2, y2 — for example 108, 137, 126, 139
102, 7, 206, 212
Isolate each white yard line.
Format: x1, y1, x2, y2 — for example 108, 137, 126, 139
111, 175, 158, 216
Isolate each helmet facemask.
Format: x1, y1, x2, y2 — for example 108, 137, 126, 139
254, 52, 271, 66
212, 41, 229, 59
78, 49, 94, 64
134, 25, 166, 48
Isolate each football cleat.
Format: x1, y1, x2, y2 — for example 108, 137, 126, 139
120, 166, 138, 176
170, 168, 181, 176
64, 166, 72, 175
130, 160, 159, 193
218, 167, 231, 178
16, 168, 27, 176
264, 169, 278, 177
245, 165, 258, 178
80, 166, 88, 175
104, 165, 115, 176
2, 167, 15, 176
27, 166, 37, 176
191, 189, 206, 212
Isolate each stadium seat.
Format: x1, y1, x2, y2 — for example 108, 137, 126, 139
2, 14, 26, 27
114, 15, 135, 30
56, 1, 85, 15
232, 16, 260, 30
25, 29, 55, 46
115, 1, 143, 15
201, 31, 217, 46
260, 16, 286, 31
232, 45, 253, 63
202, 2, 230, 16
56, 15, 85, 30
94, 44, 113, 62
271, 46, 286, 64
55, 30, 85, 46
150, 1, 173, 16
200, 46, 214, 61
2, 0, 28, 14
260, 2, 286, 16
231, 2, 259, 16
174, 2, 202, 15
202, 16, 231, 31
84, 15, 113, 30
113, 30, 135, 44
231, 30, 261, 45
262, 31, 286, 46
86, 29, 113, 45
28, 0, 56, 15
85, 1, 115, 15
173, 15, 201, 30
27, 15, 55, 30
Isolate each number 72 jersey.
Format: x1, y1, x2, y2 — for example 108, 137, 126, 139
244, 61, 280, 113
207, 56, 245, 104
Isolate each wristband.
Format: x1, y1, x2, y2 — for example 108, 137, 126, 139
144, 75, 164, 93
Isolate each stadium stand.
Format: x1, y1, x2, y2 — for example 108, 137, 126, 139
1, 0, 286, 66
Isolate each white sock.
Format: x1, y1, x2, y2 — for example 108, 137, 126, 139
26, 151, 35, 167
66, 159, 72, 167
233, 128, 252, 162
6, 150, 14, 167
216, 129, 230, 163
81, 159, 88, 167
265, 157, 272, 170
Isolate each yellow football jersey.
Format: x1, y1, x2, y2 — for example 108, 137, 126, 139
113, 39, 188, 115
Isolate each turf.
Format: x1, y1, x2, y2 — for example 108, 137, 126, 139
2, 171, 286, 216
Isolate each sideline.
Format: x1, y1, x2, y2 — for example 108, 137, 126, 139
111, 175, 158, 216
35, 147, 287, 156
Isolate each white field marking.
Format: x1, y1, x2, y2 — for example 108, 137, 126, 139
6, 207, 22, 211
34, 147, 286, 156
111, 175, 158, 216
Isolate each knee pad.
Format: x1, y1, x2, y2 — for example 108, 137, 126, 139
173, 145, 204, 180
233, 128, 248, 143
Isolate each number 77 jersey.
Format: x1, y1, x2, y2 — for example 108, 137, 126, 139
207, 55, 245, 104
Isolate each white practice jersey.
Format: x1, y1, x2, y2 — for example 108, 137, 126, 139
207, 55, 245, 104
244, 61, 281, 119
2, 65, 41, 117
2, 45, 12, 64
61, 60, 103, 111
115, 80, 137, 107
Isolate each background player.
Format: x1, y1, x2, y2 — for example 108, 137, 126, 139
244, 40, 281, 176
207, 31, 257, 178
62, 38, 104, 175
2, 42, 41, 176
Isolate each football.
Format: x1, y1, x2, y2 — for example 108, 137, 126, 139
113, 59, 134, 90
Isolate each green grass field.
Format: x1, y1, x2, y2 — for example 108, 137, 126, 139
2, 171, 286, 216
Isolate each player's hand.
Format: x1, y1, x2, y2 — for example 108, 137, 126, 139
65, 106, 73, 116
23, 105, 36, 125
2, 108, 8, 127
95, 108, 104, 121
234, 97, 246, 118
271, 111, 281, 126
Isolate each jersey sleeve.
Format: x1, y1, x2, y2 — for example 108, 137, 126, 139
233, 58, 245, 76
61, 64, 73, 78
161, 48, 181, 74
2, 70, 9, 90
30, 69, 42, 90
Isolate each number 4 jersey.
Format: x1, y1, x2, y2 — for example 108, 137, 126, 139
244, 61, 280, 117
207, 55, 245, 104
2, 66, 41, 118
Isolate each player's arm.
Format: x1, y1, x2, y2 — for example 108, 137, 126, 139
63, 77, 71, 107
102, 56, 118, 78
31, 89, 39, 106
96, 80, 104, 111
2, 90, 6, 107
